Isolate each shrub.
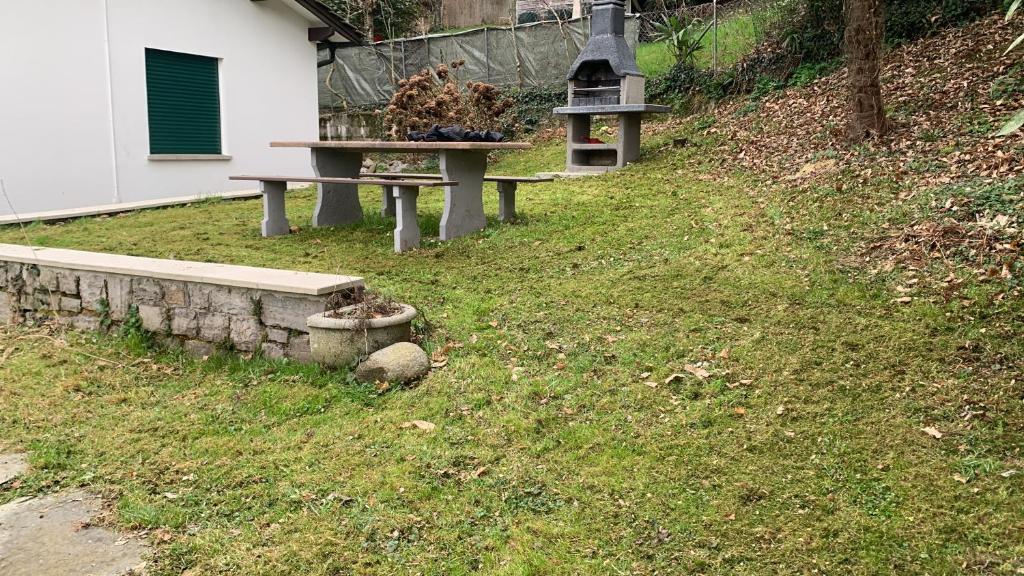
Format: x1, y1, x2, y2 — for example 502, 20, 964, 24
518, 11, 540, 25
544, 8, 574, 21
505, 87, 566, 134
646, 60, 734, 109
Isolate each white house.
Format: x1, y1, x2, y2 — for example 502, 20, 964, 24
0, 0, 359, 222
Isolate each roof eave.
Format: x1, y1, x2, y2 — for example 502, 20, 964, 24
289, 0, 363, 44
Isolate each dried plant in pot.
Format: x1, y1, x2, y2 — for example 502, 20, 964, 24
382, 60, 516, 139
306, 290, 417, 368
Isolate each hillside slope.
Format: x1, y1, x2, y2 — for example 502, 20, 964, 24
711, 15, 1023, 184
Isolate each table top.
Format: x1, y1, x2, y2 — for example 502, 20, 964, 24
271, 141, 533, 152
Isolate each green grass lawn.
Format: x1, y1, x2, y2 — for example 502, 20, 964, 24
637, 41, 676, 77
1, 130, 1022, 574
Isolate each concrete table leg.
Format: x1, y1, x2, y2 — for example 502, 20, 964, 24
439, 150, 488, 241
311, 149, 363, 228
261, 181, 290, 237
497, 181, 517, 223
381, 184, 396, 217
393, 186, 420, 253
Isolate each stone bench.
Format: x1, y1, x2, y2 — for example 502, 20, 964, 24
0, 243, 363, 361
364, 173, 555, 223
229, 175, 455, 239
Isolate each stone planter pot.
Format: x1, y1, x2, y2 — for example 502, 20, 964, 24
306, 304, 417, 368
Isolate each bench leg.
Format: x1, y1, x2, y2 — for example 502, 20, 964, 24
393, 186, 420, 253
311, 149, 364, 228
261, 181, 290, 237
381, 184, 396, 217
497, 181, 518, 223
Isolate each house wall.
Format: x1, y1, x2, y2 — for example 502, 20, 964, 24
0, 0, 319, 217
0, 0, 118, 216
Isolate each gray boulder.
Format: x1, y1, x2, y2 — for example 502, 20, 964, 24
355, 342, 430, 384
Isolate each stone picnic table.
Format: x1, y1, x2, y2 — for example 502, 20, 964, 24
270, 140, 532, 240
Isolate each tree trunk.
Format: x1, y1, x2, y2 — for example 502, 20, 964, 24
844, 0, 887, 141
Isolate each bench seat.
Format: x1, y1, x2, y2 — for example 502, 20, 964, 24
230, 175, 457, 253
360, 172, 554, 223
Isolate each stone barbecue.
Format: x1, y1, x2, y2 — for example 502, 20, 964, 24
554, 0, 668, 173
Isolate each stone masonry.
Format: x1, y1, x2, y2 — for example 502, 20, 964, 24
0, 261, 336, 363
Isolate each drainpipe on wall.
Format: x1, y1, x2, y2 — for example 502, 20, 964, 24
101, 0, 121, 204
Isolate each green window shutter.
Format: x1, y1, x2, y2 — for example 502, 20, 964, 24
145, 49, 222, 155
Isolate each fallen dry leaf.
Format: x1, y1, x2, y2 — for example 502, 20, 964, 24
401, 420, 436, 432
921, 426, 943, 439
734, 407, 747, 416
684, 364, 711, 379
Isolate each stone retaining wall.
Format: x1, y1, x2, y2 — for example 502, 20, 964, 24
0, 261, 339, 362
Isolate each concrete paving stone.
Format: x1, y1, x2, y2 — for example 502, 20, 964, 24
0, 453, 28, 484
0, 490, 148, 576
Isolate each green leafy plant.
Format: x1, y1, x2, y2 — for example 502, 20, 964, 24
652, 14, 707, 64
119, 304, 157, 353
999, 0, 1024, 135
97, 298, 112, 331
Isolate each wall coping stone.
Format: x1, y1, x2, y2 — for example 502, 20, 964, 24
0, 244, 362, 296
